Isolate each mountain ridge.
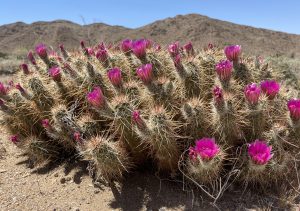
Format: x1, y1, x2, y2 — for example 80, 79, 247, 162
0, 14, 299, 57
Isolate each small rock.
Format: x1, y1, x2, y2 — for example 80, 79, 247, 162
65, 177, 72, 182
94, 189, 100, 194
72, 208, 80, 211
54, 172, 59, 177
60, 177, 66, 184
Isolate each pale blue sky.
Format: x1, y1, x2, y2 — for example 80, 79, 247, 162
0, 0, 299, 34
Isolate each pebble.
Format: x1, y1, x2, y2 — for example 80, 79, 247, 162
94, 189, 100, 194
60, 178, 66, 184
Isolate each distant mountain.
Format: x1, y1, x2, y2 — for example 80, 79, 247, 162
0, 14, 300, 57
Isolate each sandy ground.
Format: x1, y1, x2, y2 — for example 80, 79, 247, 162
1, 124, 299, 211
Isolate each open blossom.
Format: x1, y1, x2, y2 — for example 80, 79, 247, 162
132, 39, 147, 59
260, 80, 280, 100
0, 82, 8, 96
35, 43, 48, 59
87, 86, 105, 108
20, 64, 30, 74
41, 119, 51, 128
136, 64, 153, 84
168, 42, 180, 57
244, 83, 261, 105
10, 135, 19, 144
108, 68, 122, 87
248, 140, 273, 165
48, 67, 62, 81
27, 51, 37, 65
215, 60, 233, 81
287, 99, 300, 121
183, 42, 195, 56
213, 86, 224, 105
189, 138, 220, 161
224, 45, 241, 62
96, 49, 108, 62
121, 39, 132, 52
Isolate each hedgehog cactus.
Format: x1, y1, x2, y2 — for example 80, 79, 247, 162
0, 40, 299, 198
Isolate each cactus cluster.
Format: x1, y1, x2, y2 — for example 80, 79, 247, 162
1, 39, 300, 199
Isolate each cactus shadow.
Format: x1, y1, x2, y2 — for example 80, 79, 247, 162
108, 171, 195, 211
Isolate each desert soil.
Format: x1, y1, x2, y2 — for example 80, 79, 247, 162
1, 123, 298, 211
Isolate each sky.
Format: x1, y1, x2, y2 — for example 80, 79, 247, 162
0, 0, 300, 34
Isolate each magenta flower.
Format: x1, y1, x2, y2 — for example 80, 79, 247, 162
41, 119, 50, 128
248, 140, 273, 165
136, 64, 153, 84
215, 60, 233, 81
27, 51, 37, 65
121, 39, 132, 52
20, 64, 30, 74
260, 80, 280, 100
155, 44, 161, 51
224, 45, 241, 62
168, 42, 180, 57
132, 110, 145, 128
287, 99, 300, 121
144, 39, 152, 49
48, 67, 62, 81
213, 86, 224, 105
87, 86, 105, 108
96, 49, 109, 62
108, 68, 122, 87
132, 39, 147, 59
15, 83, 25, 93
183, 42, 195, 56
244, 83, 261, 105
80, 40, 85, 49
73, 131, 82, 143
98, 42, 106, 50
208, 43, 214, 49
10, 135, 19, 144
87, 48, 95, 56
35, 43, 48, 59
189, 138, 220, 161
0, 82, 8, 96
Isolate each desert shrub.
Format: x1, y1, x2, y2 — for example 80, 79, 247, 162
0, 40, 300, 202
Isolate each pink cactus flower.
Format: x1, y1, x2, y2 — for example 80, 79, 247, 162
260, 80, 280, 100
48, 67, 62, 81
87, 48, 95, 56
73, 131, 82, 143
183, 42, 195, 56
215, 60, 233, 81
15, 83, 25, 93
155, 44, 161, 51
121, 39, 132, 52
132, 39, 147, 59
144, 39, 152, 49
287, 99, 300, 121
10, 135, 19, 144
132, 110, 144, 127
0, 82, 8, 96
213, 86, 224, 105
27, 51, 37, 65
80, 40, 85, 49
98, 42, 106, 50
20, 64, 30, 74
108, 68, 122, 87
96, 49, 109, 62
41, 119, 50, 128
168, 42, 180, 57
248, 140, 273, 165
136, 64, 153, 84
224, 45, 242, 62
244, 83, 261, 105
35, 43, 48, 59
87, 86, 105, 108
208, 43, 214, 49
189, 138, 220, 161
